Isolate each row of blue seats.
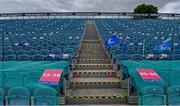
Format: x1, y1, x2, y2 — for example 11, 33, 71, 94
0, 47, 75, 61
137, 85, 180, 105
113, 54, 180, 61
120, 63, 180, 105
0, 87, 59, 105
110, 48, 180, 54
0, 54, 73, 61
0, 71, 64, 91
1, 48, 74, 54
0, 19, 86, 61
0, 69, 66, 105
96, 19, 179, 44
96, 19, 180, 61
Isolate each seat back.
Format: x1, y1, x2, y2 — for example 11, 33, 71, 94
24, 71, 42, 86
31, 54, 44, 61
168, 86, 180, 105
172, 54, 180, 60
0, 72, 2, 88
5, 71, 23, 89
17, 54, 30, 61
140, 95, 165, 105
0, 88, 4, 105
7, 87, 30, 105
24, 71, 43, 91
4, 55, 16, 61
139, 86, 165, 105
33, 87, 57, 105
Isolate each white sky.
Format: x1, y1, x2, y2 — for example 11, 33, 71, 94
0, 0, 179, 13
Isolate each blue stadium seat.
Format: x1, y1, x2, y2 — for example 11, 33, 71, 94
116, 54, 130, 61
172, 54, 180, 60
4, 50, 15, 55
5, 71, 23, 89
131, 54, 144, 60
168, 85, 180, 105
16, 50, 27, 55
0, 55, 2, 61
173, 49, 180, 54
7, 87, 30, 105
0, 88, 4, 105
138, 86, 165, 105
17, 54, 30, 61
51, 49, 62, 54
33, 87, 57, 105
4, 55, 16, 61
14, 46, 23, 51
31, 54, 44, 61
39, 49, 49, 55
0, 72, 2, 88
24, 71, 44, 92
27, 50, 37, 55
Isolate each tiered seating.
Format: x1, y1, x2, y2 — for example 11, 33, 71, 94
0, 19, 84, 105
0, 19, 85, 61
96, 19, 180, 61
120, 60, 180, 105
0, 61, 70, 105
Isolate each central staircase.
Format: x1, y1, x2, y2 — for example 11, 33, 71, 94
66, 21, 128, 105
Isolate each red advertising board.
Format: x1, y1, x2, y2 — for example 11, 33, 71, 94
39, 69, 63, 85
136, 69, 161, 80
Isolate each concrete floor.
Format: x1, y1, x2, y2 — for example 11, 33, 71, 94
70, 78, 121, 83
67, 88, 127, 97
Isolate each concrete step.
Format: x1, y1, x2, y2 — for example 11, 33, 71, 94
83, 40, 100, 43
79, 54, 107, 59
80, 51, 106, 55
81, 45, 102, 48
70, 78, 121, 83
78, 56, 108, 59
69, 78, 125, 88
77, 59, 110, 64
81, 49, 104, 51
79, 54, 107, 57
127, 96, 138, 105
80, 52, 106, 55
81, 47, 102, 49
69, 78, 128, 89
74, 64, 112, 70
66, 88, 127, 104
72, 70, 116, 78
73, 69, 116, 73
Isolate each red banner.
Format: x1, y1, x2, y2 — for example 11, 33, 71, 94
137, 69, 161, 80
39, 69, 63, 85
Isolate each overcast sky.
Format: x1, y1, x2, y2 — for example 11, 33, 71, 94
0, 0, 180, 13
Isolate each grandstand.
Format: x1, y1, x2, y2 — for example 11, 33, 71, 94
0, 12, 180, 105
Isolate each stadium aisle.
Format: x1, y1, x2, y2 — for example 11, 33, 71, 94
66, 21, 128, 105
